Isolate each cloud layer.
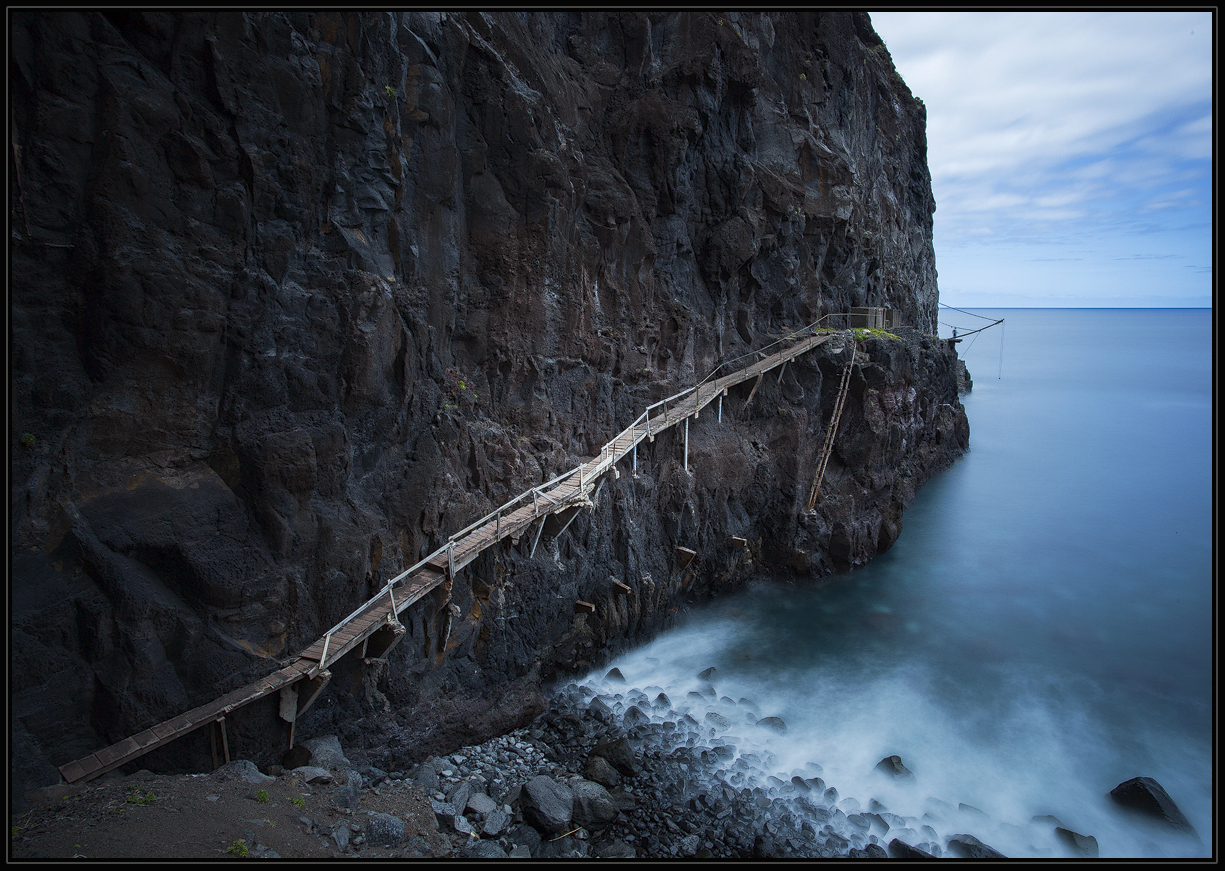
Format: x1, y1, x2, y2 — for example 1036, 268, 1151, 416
869, 11, 1211, 306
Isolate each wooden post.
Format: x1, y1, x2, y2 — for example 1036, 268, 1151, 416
217, 717, 230, 765
632, 443, 637, 475
530, 516, 546, 559
318, 632, 331, 671
683, 416, 689, 472
717, 394, 722, 422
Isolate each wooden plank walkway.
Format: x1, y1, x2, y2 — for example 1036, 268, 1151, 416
56, 327, 838, 784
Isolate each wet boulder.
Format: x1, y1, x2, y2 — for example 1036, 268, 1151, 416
583, 753, 621, 788
1108, 776, 1198, 838
874, 754, 915, 781
947, 833, 1006, 859
888, 838, 937, 859
590, 737, 638, 776
1055, 826, 1099, 858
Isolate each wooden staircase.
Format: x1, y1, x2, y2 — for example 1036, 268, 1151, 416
806, 344, 857, 511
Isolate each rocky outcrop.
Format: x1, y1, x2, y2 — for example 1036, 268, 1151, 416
10, 10, 965, 798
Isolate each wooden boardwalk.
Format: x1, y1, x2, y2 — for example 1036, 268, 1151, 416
57, 326, 839, 784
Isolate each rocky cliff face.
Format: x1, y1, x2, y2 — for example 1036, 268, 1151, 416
10, 10, 966, 796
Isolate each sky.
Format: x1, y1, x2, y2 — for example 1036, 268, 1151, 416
868, 11, 1212, 308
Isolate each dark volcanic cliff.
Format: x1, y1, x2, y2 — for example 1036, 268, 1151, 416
10, 11, 967, 799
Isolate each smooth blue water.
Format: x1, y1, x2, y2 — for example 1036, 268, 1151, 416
564, 309, 1213, 858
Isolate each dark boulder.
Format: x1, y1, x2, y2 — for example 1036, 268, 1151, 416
1108, 776, 1198, 838
888, 838, 937, 858
849, 843, 889, 858
1055, 826, 1099, 858
590, 737, 638, 776
521, 775, 574, 836
947, 834, 1006, 859
874, 754, 915, 781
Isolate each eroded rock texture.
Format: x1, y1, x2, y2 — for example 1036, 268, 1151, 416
10, 10, 966, 795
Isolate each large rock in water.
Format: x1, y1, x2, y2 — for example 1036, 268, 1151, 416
1054, 827, 1099, 858
1108, 777, 1198, 838
946, 834, 1006, 859
874, 754, 915, 781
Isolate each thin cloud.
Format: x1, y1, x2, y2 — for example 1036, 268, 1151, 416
870, 10, 1211, 305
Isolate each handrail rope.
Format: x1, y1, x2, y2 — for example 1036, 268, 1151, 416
939, 302, 1000, 321
944, 318, 1004, 340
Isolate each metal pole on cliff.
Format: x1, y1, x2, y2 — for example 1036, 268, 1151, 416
999, 319, 1005, 379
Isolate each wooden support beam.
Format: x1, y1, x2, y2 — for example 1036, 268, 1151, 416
742, 373, 764, 418
677, 546, 697, 569
365, 619, 405, 661
612, 580, 632, 597
683, 416, 689, 472
731, 536, 747, 548
293, 670, 332, 720
574, 600, 596, 614
279, 685, 298, 723
529, 516, 546, 559
217, 717, 230, 765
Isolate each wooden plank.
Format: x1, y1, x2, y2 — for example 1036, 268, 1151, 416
148, 722, 178, 742
110, 736, 142, 758
58, 759, 88, 783
166, 713, 195, 732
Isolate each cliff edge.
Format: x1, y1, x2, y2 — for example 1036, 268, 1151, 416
10, 11, 967, 801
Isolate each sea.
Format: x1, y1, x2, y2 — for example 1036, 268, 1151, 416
554, 308, 1213, 858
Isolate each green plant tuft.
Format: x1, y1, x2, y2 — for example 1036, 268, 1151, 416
125, 786, 156, 806
226, 839, 249, 857
19, 433, 35, 449
384, 84, 396, 99
255, 789, 269, 803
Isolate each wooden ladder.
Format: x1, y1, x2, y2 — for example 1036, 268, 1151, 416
806, 345, 856, 511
